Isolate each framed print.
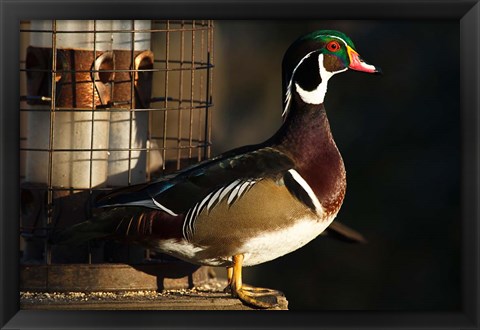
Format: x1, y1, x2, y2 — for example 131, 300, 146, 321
1, 0, 479, 329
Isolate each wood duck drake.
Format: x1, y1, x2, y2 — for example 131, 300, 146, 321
54, 30, 380, 309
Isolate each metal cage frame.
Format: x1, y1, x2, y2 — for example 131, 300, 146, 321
19, 20, 214, 274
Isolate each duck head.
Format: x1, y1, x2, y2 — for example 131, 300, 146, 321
282, 30, 381, 117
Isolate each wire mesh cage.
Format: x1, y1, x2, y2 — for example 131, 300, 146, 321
19, 20, 214, 287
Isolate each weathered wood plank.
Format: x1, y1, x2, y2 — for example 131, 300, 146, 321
20, 280, 289, 310
20, 263, 212, 291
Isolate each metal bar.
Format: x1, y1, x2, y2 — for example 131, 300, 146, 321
188, 21, 196, 160
20, 63, 214, 74
20, 102, 212, 113
20, 100, 211, 111
202, 21, 210, 161
86, 20, 99, 265
46, 19, 58, 267
128, 20, 136, 185
176, 20, 185, 170
21, 27, 212, 34
197, 20, 204, 162
21, 146, 211, 154
143, 21, 152, 262
206, 20, 214, 159
161, 20, 170, 171
21, 142, 212, 153
22, 187, 116, 193
146, 46, 153, 183
89, 20, 97, 190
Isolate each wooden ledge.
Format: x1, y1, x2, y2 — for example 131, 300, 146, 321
20, 263, 211, 291
20, 279, 289, 310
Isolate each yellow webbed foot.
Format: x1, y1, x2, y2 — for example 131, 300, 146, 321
229, 254, 279, 309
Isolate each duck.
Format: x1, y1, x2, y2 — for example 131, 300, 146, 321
53, 30, 380, 309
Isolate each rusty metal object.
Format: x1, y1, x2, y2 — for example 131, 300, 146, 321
25, 47, 154, 109
134, 50, 154, 109
92, 51, 114, 105
26, 47, 100, 107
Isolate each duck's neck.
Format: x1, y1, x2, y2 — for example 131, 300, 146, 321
273, 96, 346, 215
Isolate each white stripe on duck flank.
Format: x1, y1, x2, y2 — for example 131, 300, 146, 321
287, 169, 325, 217
182, 179, 259, 240
152, 198, 178, 216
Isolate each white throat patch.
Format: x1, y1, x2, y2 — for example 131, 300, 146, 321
295, 53, 347, 105
283, 52, 347, 119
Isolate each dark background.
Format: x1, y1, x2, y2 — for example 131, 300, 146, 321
211, 20, 460, 310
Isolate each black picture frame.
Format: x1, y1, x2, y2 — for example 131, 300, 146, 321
1, 0, 479, 329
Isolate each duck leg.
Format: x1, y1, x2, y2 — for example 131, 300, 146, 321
223, 266, 233, 293
230, 254, 278, 309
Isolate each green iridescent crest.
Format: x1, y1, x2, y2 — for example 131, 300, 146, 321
301, 29, 357, 50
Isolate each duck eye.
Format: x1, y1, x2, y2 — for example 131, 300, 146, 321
326, 41, 341, 52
